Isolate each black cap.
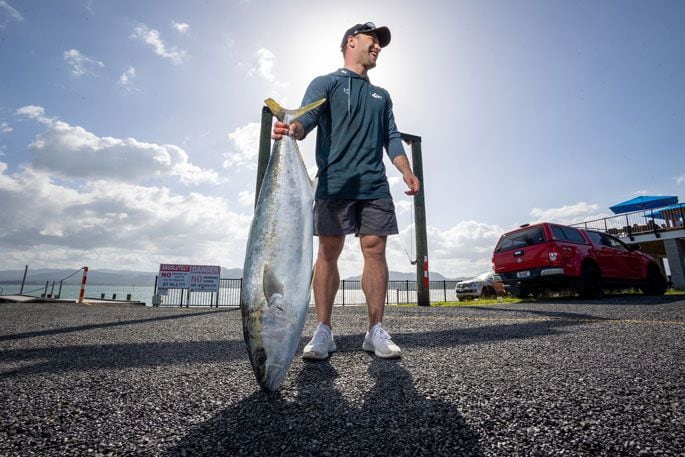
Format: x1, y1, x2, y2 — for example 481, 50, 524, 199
340, 22, 391, 50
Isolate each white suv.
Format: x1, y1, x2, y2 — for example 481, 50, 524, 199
455, 271, 506, 300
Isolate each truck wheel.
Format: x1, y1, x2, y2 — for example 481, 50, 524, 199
641, 265, 667, 296
514, 285, 529, 299
580, 265, 603, 299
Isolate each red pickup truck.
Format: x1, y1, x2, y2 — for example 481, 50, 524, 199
492, 222, 667, 298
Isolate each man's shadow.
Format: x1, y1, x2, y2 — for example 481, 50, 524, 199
167, 357, 483, 456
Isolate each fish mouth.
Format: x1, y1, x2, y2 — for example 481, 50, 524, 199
251, 347, 286, 392
252, 347, 268, 383
261, 363, 286, 392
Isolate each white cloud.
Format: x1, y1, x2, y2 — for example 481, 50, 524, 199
247, 48, 289, 89
118, 66, 137, 89
18, 105, 219, 185
131, 24, 185, 64
171, 20, 189, 34
0, 1, 23, 27
0, 121, 11, 133
238, 190, 255, 206
63, 49, 104, 77
224, 122, 260, 170
395, 199, 412, 216
379, 220, 505, 280
248, 48, 276, 82
676, 175, 685, 186
0, 163, 251, 270
15, 105, 53, 124
529, 202, 608, 225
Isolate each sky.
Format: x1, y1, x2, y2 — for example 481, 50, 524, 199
0, 0, 684, 280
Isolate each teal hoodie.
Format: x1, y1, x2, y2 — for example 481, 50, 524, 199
297, 68, 406, 200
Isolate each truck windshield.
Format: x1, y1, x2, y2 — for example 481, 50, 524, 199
495, 226, 546, 252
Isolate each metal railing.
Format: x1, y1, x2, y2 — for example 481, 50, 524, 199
571, 205, 685, 240
156, 278, 460, 307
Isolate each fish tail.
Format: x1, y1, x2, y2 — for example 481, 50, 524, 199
264, 98, 326, 123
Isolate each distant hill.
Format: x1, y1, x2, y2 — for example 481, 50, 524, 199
0, 267, 243, 286
0, 267, 462, 286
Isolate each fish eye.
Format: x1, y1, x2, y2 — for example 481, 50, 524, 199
256, 349, 267, 366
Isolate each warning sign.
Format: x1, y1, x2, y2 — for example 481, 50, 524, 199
158, 264, 220, 292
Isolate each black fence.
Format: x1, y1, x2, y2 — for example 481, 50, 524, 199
156, 278, 460, 307
571, 206, 685, 240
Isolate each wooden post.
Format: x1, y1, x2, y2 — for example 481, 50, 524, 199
401, 133, 429, 307
255, 105, 274, 208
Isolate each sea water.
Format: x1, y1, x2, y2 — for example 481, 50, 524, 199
0, 284, 156, 304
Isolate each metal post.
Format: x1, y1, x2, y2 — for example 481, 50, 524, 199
255, 105, 274, 208
401, 133, 430, 307
78, 266, 89, 304
57, 280, 63, 299
20, 265, 28, 294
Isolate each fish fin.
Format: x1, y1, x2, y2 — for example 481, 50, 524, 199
292, 98, 326, 120
263, 264, 284, 301
264, 98, 284, 119
264, 98, 326, 123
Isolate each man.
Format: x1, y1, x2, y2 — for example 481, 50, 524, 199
272, 22, 420, 359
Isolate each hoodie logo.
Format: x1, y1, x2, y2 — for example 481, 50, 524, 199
371, 92, 383, 100
343, 88, 350, 95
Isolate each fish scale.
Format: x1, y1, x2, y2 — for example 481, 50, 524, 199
240, 97, 326, 392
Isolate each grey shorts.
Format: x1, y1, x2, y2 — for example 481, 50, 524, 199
314, 198, 399, 236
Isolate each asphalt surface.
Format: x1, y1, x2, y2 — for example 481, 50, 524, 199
0, 296, 683, 456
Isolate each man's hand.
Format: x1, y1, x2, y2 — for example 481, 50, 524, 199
403, 172, 420, 196
391, 154, 420, 196
272, 121, 304, 140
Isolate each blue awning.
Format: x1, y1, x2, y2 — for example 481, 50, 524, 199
609, 195, 678, 214
644, 203, 685, 220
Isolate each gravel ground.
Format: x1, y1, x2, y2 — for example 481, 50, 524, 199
0, 296, 683, 456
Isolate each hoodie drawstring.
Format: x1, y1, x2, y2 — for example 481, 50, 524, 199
347, 76, 351, 115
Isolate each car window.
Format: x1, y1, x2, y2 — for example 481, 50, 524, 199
586, 231, 604, 246
552, 225, 586, 243
604, 234, 628, 251
495, 226, 546, 252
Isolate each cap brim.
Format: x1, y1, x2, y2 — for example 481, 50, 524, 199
370, 26, 391, 48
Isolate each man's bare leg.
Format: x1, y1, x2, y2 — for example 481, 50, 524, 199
313, 235, 345, 328
360, 235, 388, 329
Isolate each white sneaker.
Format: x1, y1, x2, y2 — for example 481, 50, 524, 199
302, 323, 337, 360
362, 324, 401, 358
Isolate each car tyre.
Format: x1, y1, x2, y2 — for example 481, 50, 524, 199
481, 286, 496, 299
579, 265, 603, 299
641, 265, 667, 296
513, 285, 529, 299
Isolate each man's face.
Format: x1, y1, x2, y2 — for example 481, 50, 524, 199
351, 32, 381, 69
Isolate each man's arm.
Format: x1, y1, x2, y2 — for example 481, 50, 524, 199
392, 154, 420, 196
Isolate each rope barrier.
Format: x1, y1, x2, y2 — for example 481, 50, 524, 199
11, 267, 85, 296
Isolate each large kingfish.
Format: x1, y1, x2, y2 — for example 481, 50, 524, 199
241, 97, 326, 392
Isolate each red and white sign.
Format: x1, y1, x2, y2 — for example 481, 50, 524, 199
158, 264, 220, 292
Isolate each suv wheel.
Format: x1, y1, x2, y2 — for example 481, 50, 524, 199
579, 265, 603, 299
641, 265, 667, 296
481, 286, 496, 299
